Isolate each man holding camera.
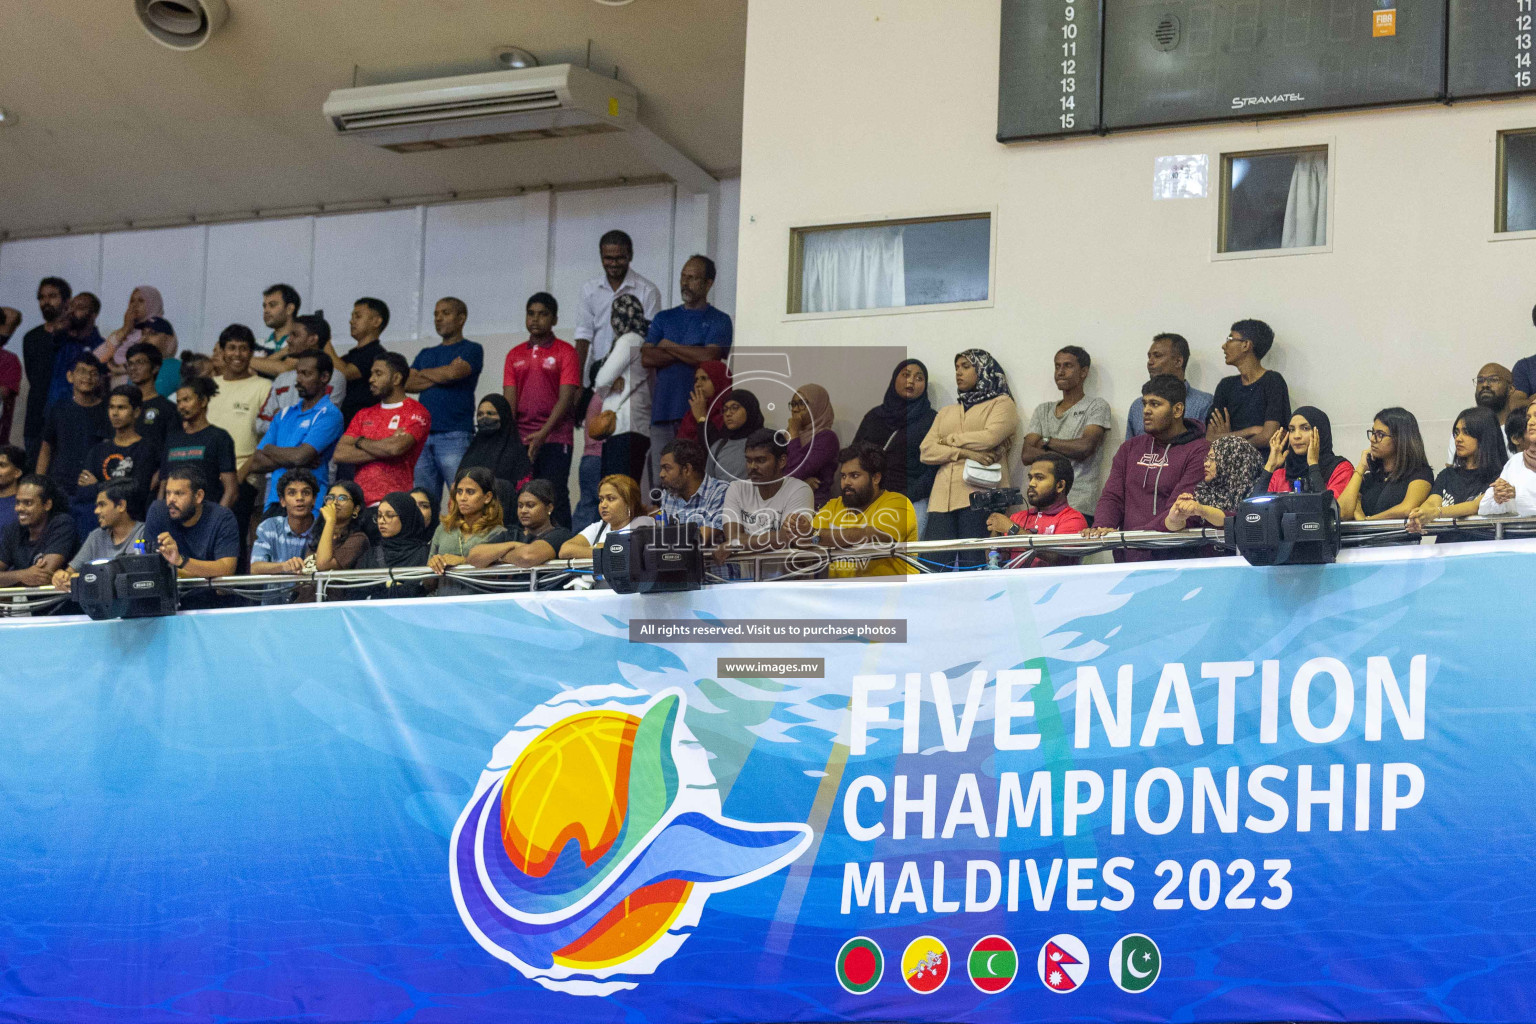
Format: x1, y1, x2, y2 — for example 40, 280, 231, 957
985, 454, 1087, 566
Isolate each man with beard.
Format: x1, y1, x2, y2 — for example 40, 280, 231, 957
712, 428, 814, 577
246, 350, 345, 515
655, 438, 727, 535
21, 277, 72, 463
255, 314, 346, 436
144, 466, 240, 581
45, 293, 105, 417
799, 442, 917, 578
986, 454, 1087, 568
0, 475, 76, 587
159, 376, 238, 509
1450, 364, 1519, 462
333, 352, 430, 506
250, 283, 302, 372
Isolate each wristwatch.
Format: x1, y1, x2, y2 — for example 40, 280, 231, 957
1041, 437, 1052, 451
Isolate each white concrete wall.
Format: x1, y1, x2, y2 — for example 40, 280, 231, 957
735, 0, 1536, 479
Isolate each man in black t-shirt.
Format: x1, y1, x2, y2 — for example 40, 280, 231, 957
126, 341, 177, 451
20, 277, 71, 465
159, 376, 238, 508
1207, 318, 1290, 453
37, 353, 111, 537
79, 386, 158, 520
0, 475, 77, 587
330, 297, 389, 426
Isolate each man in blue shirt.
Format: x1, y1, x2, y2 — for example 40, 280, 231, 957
642, 255, 732, 484
243, 350, 345, 515
406, 296, 483, 502
1124, 333, 1214, 438
145, 466, 240, 580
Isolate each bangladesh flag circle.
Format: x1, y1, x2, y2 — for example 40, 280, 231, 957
836, 937, 884, 995
967, 935, 1018, 994
1109, 933, 1161, 993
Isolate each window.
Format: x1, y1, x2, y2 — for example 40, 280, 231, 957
788, 214, 991, 314
1497, 129, 1536, 233
1218, 146, 1329, 254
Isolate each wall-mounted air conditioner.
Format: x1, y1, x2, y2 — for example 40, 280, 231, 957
322, 64, 638, 153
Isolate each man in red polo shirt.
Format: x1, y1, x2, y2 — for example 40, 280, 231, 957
502, 292, 580, 527
333, 351, 431, 506
986, 454, 1088, 567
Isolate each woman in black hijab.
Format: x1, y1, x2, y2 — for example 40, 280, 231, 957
852, 359, 936, 533
705, 388, 765, 481
358, 491, 431, 597
457, 393, 533, 492
1258, 405, 1353, 500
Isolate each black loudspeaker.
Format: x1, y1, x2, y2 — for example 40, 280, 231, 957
597, 523, 706, 594
71, 553, 180, 620
1225, 492, 1341, 566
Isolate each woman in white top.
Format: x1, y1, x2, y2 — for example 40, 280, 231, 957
559, 473, 653, 559
591, 294, 654, 485
1479, 400, 1536, 517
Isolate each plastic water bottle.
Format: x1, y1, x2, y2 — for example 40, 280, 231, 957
986, 547, 1001, 571
132, 539, 147, 555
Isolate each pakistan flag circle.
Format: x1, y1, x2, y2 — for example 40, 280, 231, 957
1109, 934, 1161, 993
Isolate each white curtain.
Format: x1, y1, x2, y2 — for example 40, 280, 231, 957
1281, 152, 1328, 248
799, 226, 905, 312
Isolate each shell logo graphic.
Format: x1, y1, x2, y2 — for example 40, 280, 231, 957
450, 687, 813, 995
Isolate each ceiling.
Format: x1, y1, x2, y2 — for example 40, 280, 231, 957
0, 0, 747, 237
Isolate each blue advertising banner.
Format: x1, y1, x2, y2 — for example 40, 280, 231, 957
2, 542, 1534, 1022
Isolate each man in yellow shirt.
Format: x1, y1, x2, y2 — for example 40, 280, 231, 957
207, 324, 272, 560
803, 442, 918, 577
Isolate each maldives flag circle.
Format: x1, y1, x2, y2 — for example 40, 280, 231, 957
835, 936, 884, 995
967, 935, 1019, 994
1037, 933, 1090, 993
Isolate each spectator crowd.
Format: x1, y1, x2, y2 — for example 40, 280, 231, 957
3, 228, 1536, 604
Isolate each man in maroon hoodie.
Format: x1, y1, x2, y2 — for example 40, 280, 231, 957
1086, 375, 1209, 559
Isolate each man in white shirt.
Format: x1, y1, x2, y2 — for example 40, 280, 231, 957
254, 314, 345, 438
713, 428, 813, 579
572, 229, 662, 382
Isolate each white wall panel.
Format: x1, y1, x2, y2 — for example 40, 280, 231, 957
420, 193, 550, 339
203, 217, 314, 350
0, 234, 101, 320
312, 208, 424, 347
550, 184, 675, 326
99, 226, 208, 349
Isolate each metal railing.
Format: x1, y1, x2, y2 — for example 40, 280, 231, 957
3, 513, 1533, 617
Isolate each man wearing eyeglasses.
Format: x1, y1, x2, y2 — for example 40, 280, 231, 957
1448, 364, 1519, 463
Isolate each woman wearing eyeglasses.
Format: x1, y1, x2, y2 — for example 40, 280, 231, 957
1338, 407, 1433, 521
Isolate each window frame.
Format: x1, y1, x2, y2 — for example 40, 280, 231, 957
1493, 127, 1536, 241
784, 209, 996, 320
1212, 142, 1334, 261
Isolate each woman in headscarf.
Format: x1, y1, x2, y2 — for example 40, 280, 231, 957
784, 383, 840, 507
1259, 405, 1352, 500
358, 491, 431, 598
706, 389, 765, 481
920, 349, 1017, 563
592, 293, 655, 483
1164, 434, 1266, 531
853, 359, 936, 535
96, 286, 164, 388
676, 360, 733, 442
456, 393, 532, 493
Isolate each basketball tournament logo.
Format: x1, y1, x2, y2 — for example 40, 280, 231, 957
902, 935, 950, 994
1109, 934, 1161, 992
835, 937, 884, 995
967, 935, 1018, 993
1038, 934, 1090, 993
450, 688, 812, 995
